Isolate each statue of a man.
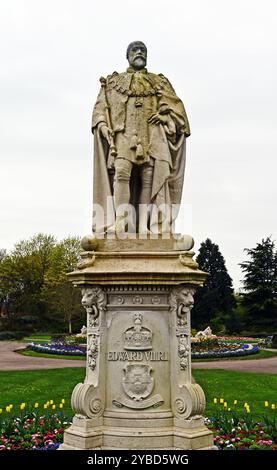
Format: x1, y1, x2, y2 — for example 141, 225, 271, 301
92, 41, 190, 235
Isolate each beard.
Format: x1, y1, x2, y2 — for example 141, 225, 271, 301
132, 56, 146, 69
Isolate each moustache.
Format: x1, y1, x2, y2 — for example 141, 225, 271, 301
134, 55, 145, 60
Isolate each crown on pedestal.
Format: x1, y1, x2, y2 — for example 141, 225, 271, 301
124, 313, 153, 350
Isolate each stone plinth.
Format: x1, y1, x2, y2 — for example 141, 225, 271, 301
60, 237, 214, 450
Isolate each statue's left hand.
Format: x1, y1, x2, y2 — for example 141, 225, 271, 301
148, 113, 168, 125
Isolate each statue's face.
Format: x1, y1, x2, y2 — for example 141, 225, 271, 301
128, 44, 147, 70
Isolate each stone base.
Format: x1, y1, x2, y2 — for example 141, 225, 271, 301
60, 236, 214, 451
60, 423, 214, 450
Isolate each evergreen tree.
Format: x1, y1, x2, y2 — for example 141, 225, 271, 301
192, 238, 236, 332
240, 237, 277, 330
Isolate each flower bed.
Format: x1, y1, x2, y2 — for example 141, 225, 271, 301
29, 342, 86, 356
1, 397, 276, 450
0, 410, 70, 450
218, 335, 259, 343
206, 411, 277, 450
192, 341, 259, 359
29, 338, 260, 359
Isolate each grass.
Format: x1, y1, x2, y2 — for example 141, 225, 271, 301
0, 367, 276, 422
193, 369, 277, 420
18, 349, 85, 361
21, 334, 51, 344
0, 368, 85, 416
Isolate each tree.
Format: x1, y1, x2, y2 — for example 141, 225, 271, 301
0, 249, 8, 316
0, 234, 56, 317
42, 237, 83, 333
240, 237, 277, 330
0, 234, 83, 333
0, 249, 6, 262
192, 238, 236, 332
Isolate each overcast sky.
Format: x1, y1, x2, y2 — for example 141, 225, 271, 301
0, 0, 276, 289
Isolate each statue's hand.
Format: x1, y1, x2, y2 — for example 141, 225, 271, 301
99, 124, 112, 144
148, 113, 168, 125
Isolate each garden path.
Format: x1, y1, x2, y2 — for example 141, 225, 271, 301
1, 341, 276, 373
192, 356, 277, 374
0, 341, 85, 371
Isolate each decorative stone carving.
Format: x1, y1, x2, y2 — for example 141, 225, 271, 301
71, 383, 103, 418
112, 362, 164, 410
123, 363, 154, 400
77, 251, 96, 269
151, 295, 161, 304
132, 295, 143, 304
112, 395, 164, 410
169, 286, 195, 327
81, 286, 106, 327
173, 384, 205, 419
87, 333, 99, 371
169, 286, 195, 371
124, 313, 153, 350
178, 335, 190, 370
179, 252, 199, 269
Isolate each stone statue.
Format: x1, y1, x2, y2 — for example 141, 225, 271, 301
92, 41, 190, 235
195, 326, 215, 338
192, 326, 217, 343
76, 325, 87, 338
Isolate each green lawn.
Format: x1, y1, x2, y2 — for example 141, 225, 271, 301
21, 334, 51, 344
0, 367, 276, 422
0, 368, 85, 416
193, 369, 277, 419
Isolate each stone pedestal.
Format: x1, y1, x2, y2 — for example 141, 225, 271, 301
60, 236, 214, 450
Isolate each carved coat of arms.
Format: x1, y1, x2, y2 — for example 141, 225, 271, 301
122, 363, 154, 401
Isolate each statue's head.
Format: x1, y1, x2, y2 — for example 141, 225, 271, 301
126, 41, 147, 70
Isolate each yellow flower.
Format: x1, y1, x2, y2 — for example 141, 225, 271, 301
52, 404, 56, 410
59, 403, 63, 408
6, 406, 11, 413
50, 400, 53, 405
47, 401, 50, 406
20, 403, 26, 410
224, 402, 227, 408
34, 403, 39, 408
61, 399, 65, 404
9, 404, 13, 409
0, 409, 2, 414
246, 408, 251, 413
271, 404, 276, 410
228, 408, 231, 411
265, 401, 269, 407
43, 404, 48, 409
220, 398, 224, 404
233, 400, 237, 405
213, 398, 218, 404
244, 402, 248, 408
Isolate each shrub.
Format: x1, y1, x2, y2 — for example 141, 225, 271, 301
0, 331, 27, 341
